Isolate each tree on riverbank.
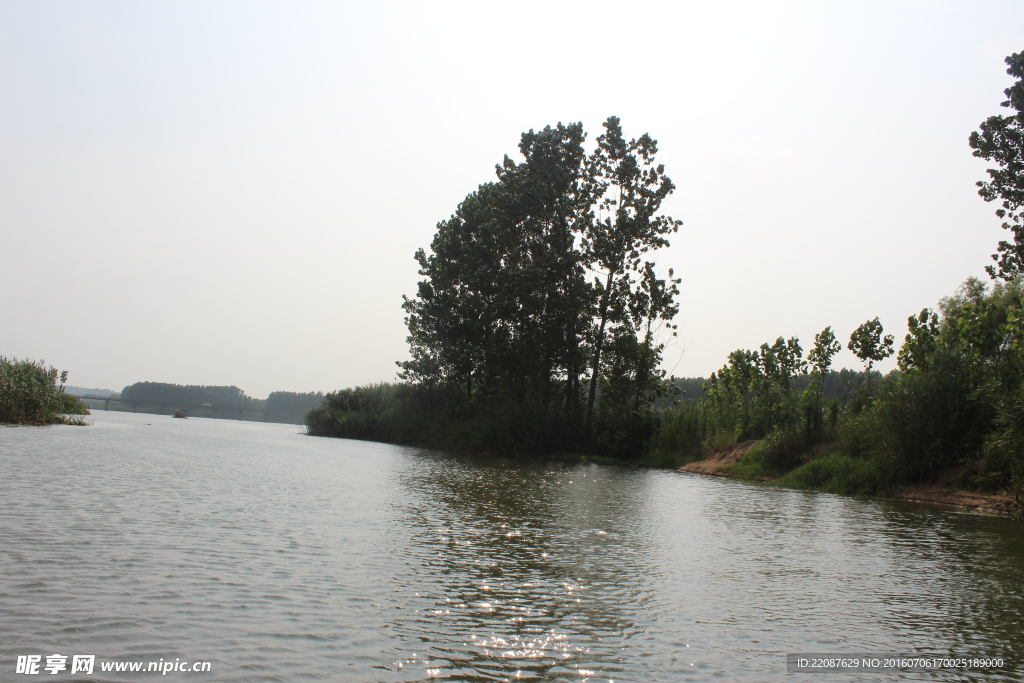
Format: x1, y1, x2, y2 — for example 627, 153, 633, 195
971, 52, 1024, 280
395, 117, 681, 455
308, 52, 1024, 513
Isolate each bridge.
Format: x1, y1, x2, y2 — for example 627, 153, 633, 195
72, 395, 306, 424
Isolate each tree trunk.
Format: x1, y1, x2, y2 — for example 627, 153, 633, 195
566, 314, 578, 417
586, 271, 615, 426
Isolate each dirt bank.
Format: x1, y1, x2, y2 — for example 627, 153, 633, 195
678, 440, 760, 476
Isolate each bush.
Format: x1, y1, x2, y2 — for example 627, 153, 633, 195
775, 454, 888, 496
837, 351, 991, 486
56, 392, 90, 415
0, 357, 87, 425
754, 426, 810, 472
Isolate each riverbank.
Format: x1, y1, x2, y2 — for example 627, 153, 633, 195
678, 441, 1019, 516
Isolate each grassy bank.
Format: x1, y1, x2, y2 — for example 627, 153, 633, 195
0, 357, 89, 425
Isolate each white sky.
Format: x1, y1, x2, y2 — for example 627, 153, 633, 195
2, 0, 1022, 397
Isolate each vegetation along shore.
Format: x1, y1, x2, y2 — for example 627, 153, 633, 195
70, 382, 325, 424
308, 52, 1024, 518
0, 357, 89, 425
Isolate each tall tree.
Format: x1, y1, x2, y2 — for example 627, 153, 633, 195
897, 308, 940, 372
804, 326, 841, 434
583, 117, 682, 426
400, 118, 682, 452
495, 123, 597, 418
400, 124, 598, 405
970, 52, 1024, 280
399, 182, 511, 396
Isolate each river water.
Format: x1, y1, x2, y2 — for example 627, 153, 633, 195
1, 411, 1022, 682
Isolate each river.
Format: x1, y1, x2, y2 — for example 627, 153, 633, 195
1, 411, 1022, 681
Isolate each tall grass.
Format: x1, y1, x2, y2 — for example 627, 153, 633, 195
305, 383, 463, 447
306, 382, 638, 457
775, 454, 889, 496
0, 357, 88, 425
648, 400, 708, 466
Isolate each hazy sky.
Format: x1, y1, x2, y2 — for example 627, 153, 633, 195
2, 1, 1022, 397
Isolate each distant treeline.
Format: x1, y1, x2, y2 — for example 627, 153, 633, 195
66, 386, 119, 397
119, 382, 325, 416
654, 370, 869, 409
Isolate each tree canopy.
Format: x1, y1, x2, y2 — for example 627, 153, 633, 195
399, 117, 681, 453
970, 52, 1024, 280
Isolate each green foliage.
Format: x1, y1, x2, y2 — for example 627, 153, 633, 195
824, 277, 1024, 495
808, 326, 841, 376
307, 52, 1024, 507
57, 392, 90, 415
753, 426, 810, 473
397, 117, 681, 457
699, 334, 819, 442
969, 52, 1024, 280
306, 383, 584, 456
720, 446, 770, 482
776, 454, 889, 496
651, 341, 857, 469
842, 353, 989, 484
119, 382, 324, 417
0, 357, 87, 425
848, 317, 895, 373
978, 387, 1024, 502
583, 118, 682, 425
648, 400, 705, 466
897, 308, 940, 372
802, 327, 842, 440
264, 391, 325, 415
306, 384, 414, 443
121, 382, 261, 409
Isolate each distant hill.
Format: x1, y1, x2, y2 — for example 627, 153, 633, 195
66, 386, 119, 397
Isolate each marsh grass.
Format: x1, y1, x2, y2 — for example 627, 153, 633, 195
0, 357, 89, 425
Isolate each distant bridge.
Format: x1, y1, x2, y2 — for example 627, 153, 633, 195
72, 395, 306, 424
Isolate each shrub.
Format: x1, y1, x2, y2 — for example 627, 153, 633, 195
775, 454, 888, 496
0, 357, 87, 425
753, 425, 810, 473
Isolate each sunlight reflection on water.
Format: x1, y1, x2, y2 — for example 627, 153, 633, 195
1, 411, 1023, 681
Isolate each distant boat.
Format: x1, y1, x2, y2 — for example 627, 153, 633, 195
173, 409, 189, 419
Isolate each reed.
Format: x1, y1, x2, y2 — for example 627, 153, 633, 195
0, 357, 89, 425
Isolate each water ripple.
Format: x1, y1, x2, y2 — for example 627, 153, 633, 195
1, 412, 1022, 681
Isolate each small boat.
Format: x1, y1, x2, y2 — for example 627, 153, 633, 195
173, 409, 189, 419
